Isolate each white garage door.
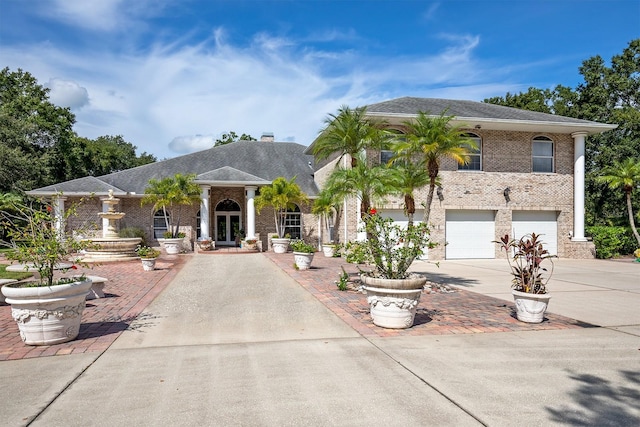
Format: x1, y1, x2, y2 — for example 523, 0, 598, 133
445, 210, 496, 259
512, 211, 558, 256
378, 209, 429, 259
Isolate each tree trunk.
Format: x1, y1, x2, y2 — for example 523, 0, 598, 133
405, 194, 415, 228
626, 190, 640, 246
423, 182, 436, 225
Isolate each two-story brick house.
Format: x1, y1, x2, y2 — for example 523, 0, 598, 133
28, 97, 616, 259
310, 97, 616, 259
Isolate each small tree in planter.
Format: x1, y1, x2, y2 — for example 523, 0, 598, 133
255, 177, 308, 253
312, 188, 342, 256
0, 196, 94, 345
495, 232, 556, 323
142, 173, 201, 253
345, 210, 435, 329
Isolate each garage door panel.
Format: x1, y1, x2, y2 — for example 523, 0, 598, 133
512, 211, 558, 256
446, 210, 495, 259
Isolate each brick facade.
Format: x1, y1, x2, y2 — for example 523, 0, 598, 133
312, 128, 595, 260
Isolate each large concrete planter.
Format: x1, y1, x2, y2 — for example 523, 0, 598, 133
1, 278, 93, 345
512, 290, 551, 323
161, 237, 183, 255
293, 252, 314, 270
361, 274, 427, 329
271, 238, 290, 254
322, 244, 336, 257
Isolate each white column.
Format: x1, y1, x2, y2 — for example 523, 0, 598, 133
200, 186, 210, 240
571, 132, 588, 241
53, 196, 67, 237
245, 186, 257, 239
101, 199, 110, 235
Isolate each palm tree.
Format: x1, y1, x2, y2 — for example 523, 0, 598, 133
254, 176, 308, 238
395, 111, 476, 224
311, 188, 342, 244
313, 105, 384, 168
597, 157, 640, 246
141, 173, 202, 238
388, 157, 431, 228
323, 152, 400, 223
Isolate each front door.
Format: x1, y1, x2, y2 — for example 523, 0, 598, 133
215, 199, 242, 246
215, 213, 241, 246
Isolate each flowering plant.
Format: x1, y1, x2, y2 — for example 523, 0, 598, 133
0, 196, 93, 287
344, 210, 434, 279
136, 245, 160, 258
495, 233, 555, 294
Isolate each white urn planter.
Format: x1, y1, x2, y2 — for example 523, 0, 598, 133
161, 237, 183, 255
322, 244, 336, 257
361, 274, 427, 329
141, 258, 157, 271
512, 290, 551, 323
1, 278, 93, 345
271, 238, 290, 254
293, 252, 314, 270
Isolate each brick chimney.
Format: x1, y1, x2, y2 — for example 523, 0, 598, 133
260, 132, 274, 142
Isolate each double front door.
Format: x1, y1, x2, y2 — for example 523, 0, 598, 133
216, 213, 241, 246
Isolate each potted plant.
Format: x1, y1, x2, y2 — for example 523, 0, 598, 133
244, 238, 258, 251
495, 233, 556, 323
290, 239, 316, 270
136, 245, 161, 271
142, 173, 201, 254
197, 237, 213, 251
347, 210, 434, 329
0, 196, 94, 345
254, 177, 308, 254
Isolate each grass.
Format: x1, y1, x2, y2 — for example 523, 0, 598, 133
0, 264, 33, 281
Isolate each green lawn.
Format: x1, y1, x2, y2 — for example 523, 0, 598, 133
0, 264, 33, 281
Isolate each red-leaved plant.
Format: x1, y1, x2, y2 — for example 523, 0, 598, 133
494, 232, 556, 294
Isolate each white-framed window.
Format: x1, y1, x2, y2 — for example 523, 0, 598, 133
283, 204, 302, 239
532, 136, 554, 173
153, 209, 168, 239
196, 210, 201, 238
458, 133, 482, 171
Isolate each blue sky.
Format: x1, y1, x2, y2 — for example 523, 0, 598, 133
1, 0, 638, 159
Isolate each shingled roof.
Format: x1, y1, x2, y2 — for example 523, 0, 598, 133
29, 141, 318, 197
365, 97, 615, 131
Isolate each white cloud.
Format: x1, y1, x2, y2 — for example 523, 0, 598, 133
168, 135, 217, 153
45, 78, 89, 109
0, 27, 525, 158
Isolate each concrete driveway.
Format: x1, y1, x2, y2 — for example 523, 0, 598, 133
1, 254, 638, 426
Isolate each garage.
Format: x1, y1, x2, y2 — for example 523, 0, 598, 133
512, 211, 558, 256
445, 210, 496, 259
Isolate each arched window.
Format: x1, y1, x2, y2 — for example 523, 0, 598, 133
381, 129, 405, 165
284, 204, 302, 239
532, 136, 554, 173
153, 209, 168, 239
458, 133, 482, 171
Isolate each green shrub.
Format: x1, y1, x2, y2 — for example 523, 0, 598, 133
586, 226, 637, 259
119, 227, 147, 246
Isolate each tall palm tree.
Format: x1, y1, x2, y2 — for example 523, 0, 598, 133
141, 173, 202, 238
254, 176, 308, 238
395, 111, 476, 224
597, 157, 640, 246
313, 105, 384, 168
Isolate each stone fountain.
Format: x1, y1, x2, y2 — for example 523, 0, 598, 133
82, 190, 142, 262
